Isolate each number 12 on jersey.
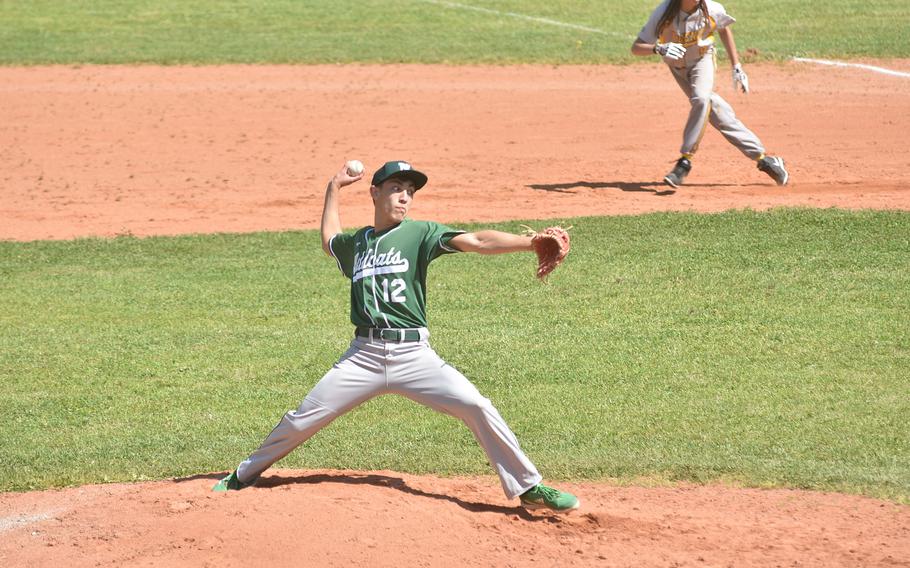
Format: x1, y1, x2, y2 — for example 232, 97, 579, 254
380, 278, 407, 303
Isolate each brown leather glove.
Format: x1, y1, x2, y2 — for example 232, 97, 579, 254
524, 225, 571, 280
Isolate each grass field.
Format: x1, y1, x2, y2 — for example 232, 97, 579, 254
1, 0, 908, 65
2, 209, 908, 501
2, 0, 908, 506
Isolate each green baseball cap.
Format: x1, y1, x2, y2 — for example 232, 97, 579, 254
371, 160, 428, 190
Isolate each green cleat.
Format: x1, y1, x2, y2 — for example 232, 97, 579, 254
519, 483, 580, 512
212, 470, 253, 492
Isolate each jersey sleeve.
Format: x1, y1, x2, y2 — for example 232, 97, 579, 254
637, 0, 670, 44
708, 1, 736, 29
328, 232, 357, 278
421, 221, 465, 263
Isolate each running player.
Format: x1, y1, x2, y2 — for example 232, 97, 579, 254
632, 0, 789, 188
212, 160, 580, 513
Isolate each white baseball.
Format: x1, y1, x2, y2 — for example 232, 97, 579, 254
345, 159, 364, 176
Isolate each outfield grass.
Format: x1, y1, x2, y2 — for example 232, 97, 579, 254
1, 209, 908, 501
1, 0, 908, 65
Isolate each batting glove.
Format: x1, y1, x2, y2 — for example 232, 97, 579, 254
733, 63, 750, 94
654, 42, 685, 62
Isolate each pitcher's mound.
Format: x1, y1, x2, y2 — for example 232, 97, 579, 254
1, 469, 908, 567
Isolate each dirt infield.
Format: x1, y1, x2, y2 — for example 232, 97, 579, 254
2, 63, 909, 241
2, 63, 909, 567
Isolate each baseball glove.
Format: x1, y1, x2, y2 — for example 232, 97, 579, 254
522, 225, 572, 280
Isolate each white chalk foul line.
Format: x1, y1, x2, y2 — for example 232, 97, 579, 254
792, 57, 910, 78
417, 0, 633, 39
419, 1, 910, 79
0, 511, 58, 533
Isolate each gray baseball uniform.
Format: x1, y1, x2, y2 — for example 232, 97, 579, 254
639, 0, 765, 159
234, 219, 543, 499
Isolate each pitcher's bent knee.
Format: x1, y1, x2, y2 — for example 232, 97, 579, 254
283, 398, 337, 432
451, 394, 495, 417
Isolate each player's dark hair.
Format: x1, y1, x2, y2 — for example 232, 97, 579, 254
657, 0, 712, 38
656, 0, 682, 35
698, 0, 711, 30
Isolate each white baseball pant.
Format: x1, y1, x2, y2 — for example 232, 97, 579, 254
235, 329, 543, 499
669, 53, 765, 159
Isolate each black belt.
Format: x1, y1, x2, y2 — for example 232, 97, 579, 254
355, 327, 421, 342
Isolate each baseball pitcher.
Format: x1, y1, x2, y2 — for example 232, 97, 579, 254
213, 160, 578, 513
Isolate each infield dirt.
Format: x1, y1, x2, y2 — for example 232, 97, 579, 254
1, 63, 909, 567
2, 62, 909, 241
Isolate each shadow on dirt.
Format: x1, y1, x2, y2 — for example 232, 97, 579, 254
256, 472, 558, 522
528, 180, 741, 195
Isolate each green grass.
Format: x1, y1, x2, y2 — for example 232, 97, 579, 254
1, 0, 908, 65
1, 209, 908, 502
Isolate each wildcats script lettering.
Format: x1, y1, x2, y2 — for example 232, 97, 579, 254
353, 247, 410, 281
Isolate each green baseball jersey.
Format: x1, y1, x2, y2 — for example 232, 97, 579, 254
328, 219, 464, 329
